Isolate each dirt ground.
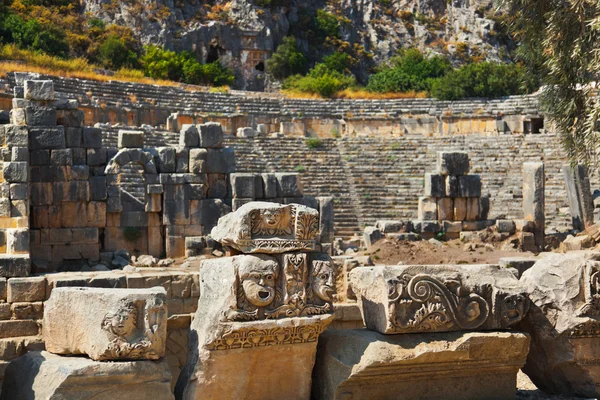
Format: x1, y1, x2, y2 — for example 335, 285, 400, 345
359, 236, 537, 265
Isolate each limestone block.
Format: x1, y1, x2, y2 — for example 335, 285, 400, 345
29, 126, 66, 150
312, 329, 529, 400
179, 124, 199, 147
11, 200, 28, 217
0, 351, 174, 400
0, 199, 10, 217
44, 287, 168, 361
206, 148, 235, 173
413, 220, 441, 233
230, 173, 257, 198
275, 173, 302, 197
262, 173, 278, 198
3, 162, 28, 183
453, 197, 467, 221
518, 254, 600, 397
479, 194, 490, 220
30, 150, 49, 166
176, 147, 189, 173
207, 173, 227, 198
50, 149, 73, 166
52, 181, 90, 202
523, 162, 545, 248
175, 253, 335, 399
10, 108, 26, 126
65, 127, 82, 147
87, 148, 107, 166
424, 173, 445, 197
10, 147, 27, 163
0, 278, 6, 301
443, 220, 462, 233
5, 125, 28, 147
458, 174, 482, 197
350, 264, 529, 334
232, 197, 252, 211
496, 219, 516, 234
437, 197, 453, 220
437, 151, 470, 176
7, 276, 45, 302
157, 147, 176, 173
363, 227, 382, 248
118, 130, 144, 148
318, 196, 335, 243
7, 229, 29, 254
82, 127, 102, 148
198, 122, 223, 148
24, 80, 54, 100
189, 148, 207, 175
418, 196, 437, 220
25, 106, 56, 126
466, 197, 480, 221
498, 257, 536, 278
211, 202, 320, 254
374, 220, 404, 233
0, 320, 39, 338
194, 199, 230, 231
0, 255, 31, 277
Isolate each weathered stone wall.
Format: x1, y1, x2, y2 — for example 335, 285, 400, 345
0, 73, 543, 137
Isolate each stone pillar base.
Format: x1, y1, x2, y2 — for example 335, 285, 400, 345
313, 330, 530, 400
0, 351, 174, 400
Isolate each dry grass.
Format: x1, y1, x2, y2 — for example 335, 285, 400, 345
282, 88, 428, 100
0, 44, 180, 88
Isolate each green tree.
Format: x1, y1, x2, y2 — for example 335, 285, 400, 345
367, 48, 451, 93
503, 0, 600, 167
0, 12, 69, 57
322, 52, 355, 73
266, 36, 307, 80
429, 62, 526, 100
283, 63, 356, 98
315, 10, 340, 39
98, 35, 138, 70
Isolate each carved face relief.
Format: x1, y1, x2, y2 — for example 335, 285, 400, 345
312, 261, 335, 302
102, 301, 138, 338
502, 294, 529, 325
250, 207, 294, 237
239, 258, 279, 307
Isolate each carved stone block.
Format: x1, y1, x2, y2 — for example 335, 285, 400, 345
210, 201, 320, 254
350, 264, 529, 334
176, 253, 335, 400
312, 330, 530, 400
520, 253, 600, 398
0, 351, 174, 400
43, 287, 168, 361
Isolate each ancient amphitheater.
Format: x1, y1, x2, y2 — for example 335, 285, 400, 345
0, 73, 598, 400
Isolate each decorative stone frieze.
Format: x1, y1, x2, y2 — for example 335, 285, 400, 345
210, 202, 320, 254
43, 287, 168, 361
350, 264, 529, 334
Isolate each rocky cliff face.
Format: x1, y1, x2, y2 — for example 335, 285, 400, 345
81, 0, 512, 90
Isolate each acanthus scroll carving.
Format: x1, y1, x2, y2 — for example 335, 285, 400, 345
387, 274, 490, 333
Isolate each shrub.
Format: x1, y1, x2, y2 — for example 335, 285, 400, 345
429, 62, 526, 100
305, 137, 323, 149
0, 12, 69, 57
293, 165, 306, 172
322, 52, 355, 73
98, 35, 138, 70
283, 63, 356, 98
315, 10, 340, 39
367, 48, 450, 93
266, 36, 307, 80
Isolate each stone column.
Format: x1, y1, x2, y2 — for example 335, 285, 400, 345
563, 164, 594, 231
523, 162, 545, 249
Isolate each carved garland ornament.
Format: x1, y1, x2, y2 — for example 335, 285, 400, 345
206, 322, 328, 351
387, 274, 490, 332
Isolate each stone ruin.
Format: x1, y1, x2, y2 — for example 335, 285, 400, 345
4, 78, 600, 400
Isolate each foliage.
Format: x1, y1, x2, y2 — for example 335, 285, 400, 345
322, 52, 355, 73
503, 0, 600, 168
141, 45, 234, 86
283, 63, 356, 98
98, 35, 138, 70
0, 10, 69, 57
366, 49, 451, 93
315, 10, 340, 39
293, 165, 307, 172
305, 137, 323, 149
266, 36, 307, 80
429, 62, 526, 100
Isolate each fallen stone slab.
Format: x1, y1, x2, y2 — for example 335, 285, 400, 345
519, 253, 600, 397
210, 201, 320, 254
176, 253, 335, 399
350, 264, 529, 334
43, 287, 167, 361
0, 351, 173, 400
312, 329, 529, 400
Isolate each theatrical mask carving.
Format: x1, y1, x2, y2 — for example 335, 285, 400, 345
387, 274, 490, 333
223, 253, 335, 322
100, 298, 166, 359
500, 294, 529, 326
251, 208, 293, 237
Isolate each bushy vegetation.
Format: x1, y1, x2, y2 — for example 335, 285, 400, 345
266, 37, 307, 80
429, 62, 526, 100
366, 48, 451, 93
283, 63, 356, 98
